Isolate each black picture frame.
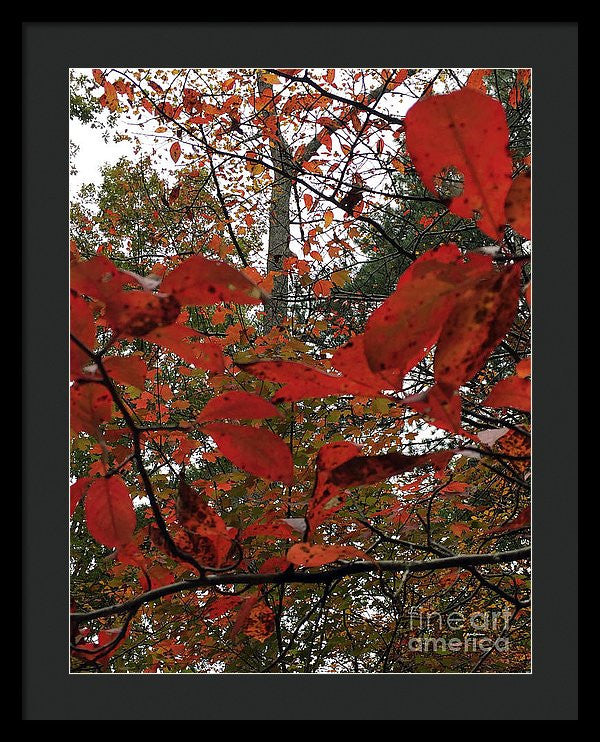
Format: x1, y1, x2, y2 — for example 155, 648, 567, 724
23, 20, 578, 720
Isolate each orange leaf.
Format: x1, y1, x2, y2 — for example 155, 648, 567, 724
286, 543, 369, 567
170, 141, 181, 163
313, 279, 334, 297
516, 357, 531, 378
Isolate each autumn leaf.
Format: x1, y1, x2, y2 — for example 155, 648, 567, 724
484, 376, 531, 412
364, 244, 492, 377
70, 477, 92, 516
161, 254, 264, 306
85, 475, 136, 548
505, 170, 531, 239
313, 279, 334, 297
104, 355, 147, 390
434, 262, 522, 389
329, 449, 454, 489
516, 357, 531, 378
197, 391, 282, 423
405, 88, 512, 240
237, 359, 368, 403
70, 382, 113, 436
175, 478, 232, 565
286, 543, 369, 567
308, 441, 362, 530
170, 141, 181, 163
202, 422, 294, 485
144, 323, 225, 373
104, 290, 181, 337
407, 382, 463, 434
70, 293, 95, 378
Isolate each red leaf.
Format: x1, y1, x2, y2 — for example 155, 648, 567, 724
85, 475, 136, 548
405, 88, 512, 240
70, 293, 95, 378
237, 359, 367, 403
202, 422, 294, 485
175, 479, 232, 565
104, 290, 180, 337
71, 255, 131, 303
170, 141, 181, 163
332, 334, 401, 391
70, 477, 92, 516
364, 244, 492, 377
434, 262, 521, 389
204, 594, 243, 620
329, 450, 453, 489
161, 254, 264, 306
242, 519, 295, 540
286, 543, 369, 567
259, 556, 291, 574
104, 355, 147, 390
308, 441, 362, 530
230, 597, 276, 642
408, 382, 462, 434
484, 376, 531, 412
313, 279, 334, 297
505, 171, 531, 239
197, 391, 282, 423
516, 357, 531, 378
144, 324, 225, 373
70, 382, 113, 436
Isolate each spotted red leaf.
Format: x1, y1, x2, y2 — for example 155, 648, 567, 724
286, 543, 369, 567
104, 290, 181, 337
434, 262, 521, 389
161, 254, 264, 306
364, 244, 493, 377
197, 391, 282, 423
405, 88, 512, 240
71, 255, 132, 303
175, 479, 232, 565
329, 450, 454, 489
202, 422, 294, 484
70, 382, 113, 436
170, 141, 181, 163
85, 475, 136, 548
